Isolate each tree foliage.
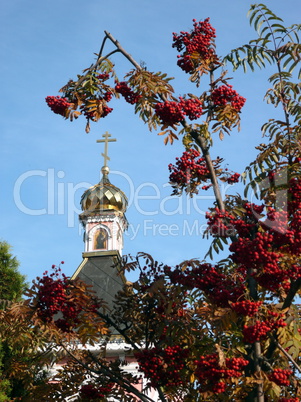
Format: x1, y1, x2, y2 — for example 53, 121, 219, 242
0, 241, 34, 401
4, 4, 301, 401
0, 241, 26, 304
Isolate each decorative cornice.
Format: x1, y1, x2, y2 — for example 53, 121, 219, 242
81, 250, 121, 259
79, 211, 128, 230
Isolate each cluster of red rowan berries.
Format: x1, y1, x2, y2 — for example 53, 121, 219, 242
169, 149, 208, 184
46, 70, 115, 122
205, 190, 301, 293
244, 202, 265, 217
155, 101, 184, 125
135, 345, 189, 388
228, 217, 255, 238
211, 85, 246, 112
229, 231, 288, 292
226, 172, 240, 184
279, 398, 300, 402
261, 207, 301, 272
82, 72, 114, 120
286, 178, 301, 253
268, 369, 292, 387
231, 300, 262, 317
208, 204, 261, 241
36, 269, 81, 331
96, 73, 110, 81
80, 101, 113, 121
195, 353, 249, 394
243, 314, 286, 343
167, 262, 245, 308
45, 96, 71, 116
115, 81, 141, 104
230, 232, 278, 266
205, 201, 301, 292
103, 91, 113, 102
287, 263, 301, 282
35, 266, 98, 332
264, 208, 291, 233
79, 73, 114, 121
288, 216, 301, 254
102, 105, 113, 117
288, 177, 301, 211
168, 149, 223, 195
268, 169, 276, 183
206, 203, 264, 238
172, 18, 217, 73
79, 382, 114, 399
206, 208, 235, 237
155, 97, 203, 126
230, 217, 301, 291
179, 97, 203, 120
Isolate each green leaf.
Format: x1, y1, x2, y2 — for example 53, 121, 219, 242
216, 238, 224, 251
254, 14, 264, 34
213, 241, 219, 254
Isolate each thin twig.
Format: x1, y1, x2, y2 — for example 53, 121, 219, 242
71, 49, 120, 92
189, 125, 225, 211
276, 339, 301, 373
104, 31, 142, 70
96, 310, 140, 351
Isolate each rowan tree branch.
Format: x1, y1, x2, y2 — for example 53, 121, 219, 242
282, 278, 301, 310
189, 126, 225, 211
276, 339, 301, 373
105, 31, 142, 70
68, 31, 141, 102
104, 31, 225, 211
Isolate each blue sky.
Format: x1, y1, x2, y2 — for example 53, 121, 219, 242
1, 0, 300, 284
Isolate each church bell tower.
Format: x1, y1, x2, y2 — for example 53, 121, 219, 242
80, 164, 128, 256
72, 132, 128, 309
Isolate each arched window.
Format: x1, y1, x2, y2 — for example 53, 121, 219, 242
93, 228, 108, 250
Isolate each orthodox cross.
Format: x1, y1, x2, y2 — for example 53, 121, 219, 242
96, 131, 117, 168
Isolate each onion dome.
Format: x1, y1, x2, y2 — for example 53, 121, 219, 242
81, 166, 128, 213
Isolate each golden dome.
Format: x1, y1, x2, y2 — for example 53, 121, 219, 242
81, 167, 127, 213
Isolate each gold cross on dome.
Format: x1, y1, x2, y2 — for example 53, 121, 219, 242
96, 131, 117, 168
